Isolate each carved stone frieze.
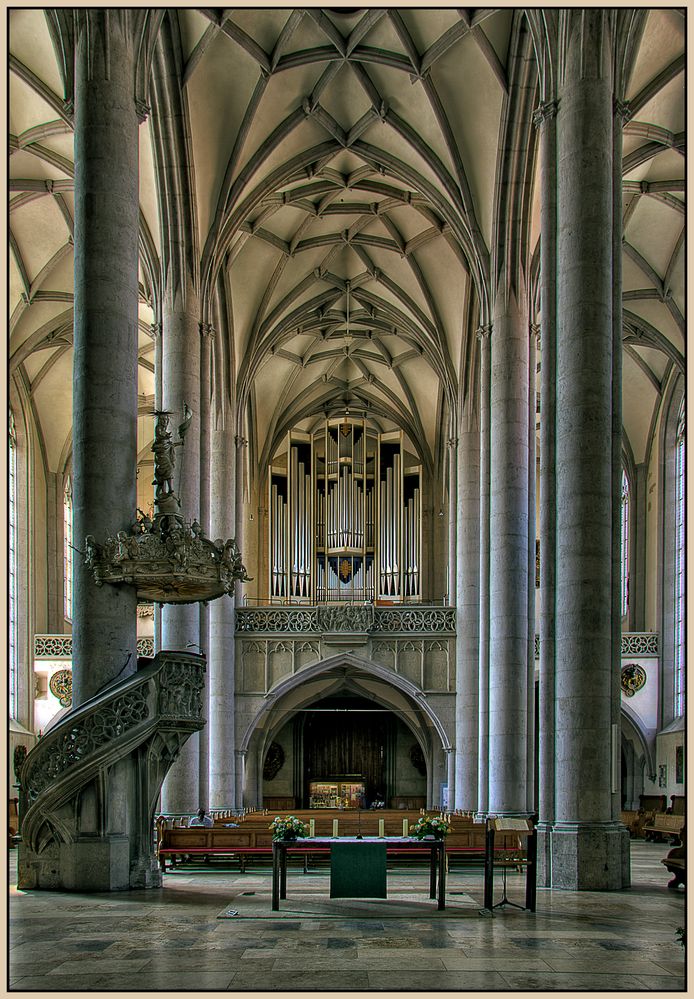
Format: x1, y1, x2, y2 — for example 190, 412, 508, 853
621, 633, 659, 656
35, 635, 154, 659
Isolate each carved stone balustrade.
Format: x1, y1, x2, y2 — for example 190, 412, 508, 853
18, 650, 205, 892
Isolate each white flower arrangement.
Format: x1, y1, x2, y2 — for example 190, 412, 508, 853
410, 815, 451, 840
269, 814, 309, 841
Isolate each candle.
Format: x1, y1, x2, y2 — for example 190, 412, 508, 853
403, 818, 408, 837
309, 819, 315, 837
332, 819, 339, 837
378, 818, 385, 837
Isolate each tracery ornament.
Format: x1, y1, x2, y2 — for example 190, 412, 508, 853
263, 742, 285, 781
49, 668, 73, 707
621, 633, 659, 656
621, 663, 647, 697
24, 688, 150, 802
35, 635, 154, 658
235, 606, 455, 635
373, 608, 455, 634
236, 608, 319, 633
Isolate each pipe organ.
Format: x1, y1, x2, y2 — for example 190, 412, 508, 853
269, 419, 421, 603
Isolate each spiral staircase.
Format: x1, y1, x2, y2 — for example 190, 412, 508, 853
17, 650, 206, 891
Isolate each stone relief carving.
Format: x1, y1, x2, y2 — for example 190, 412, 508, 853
49, 669, 73, 707
318, 604, 374, 633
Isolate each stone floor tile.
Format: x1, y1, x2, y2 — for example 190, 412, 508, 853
367, 970, 507, 990
635, 976, 687, 991
46, 958, 152, 975
498, 971, 657, 990
229, 970, 371, 991
11, 975, 110, 991
272, 953, 447, 971
441, 955, 555, 971
545, 957, 681, 975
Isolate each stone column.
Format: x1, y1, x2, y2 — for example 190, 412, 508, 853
72, 12, 140, 706
612, 101, 631, 881
488, 286, 529, 816
209, 370, 239, 809
197, 323, 214, 807
476, 326, 491, 815
533, 97, 558, 880
159, 284, 201, 813
526, 324, 538, 814
455, 415, 480, 810
448, 437, 457, 604
551, 10, 626, 888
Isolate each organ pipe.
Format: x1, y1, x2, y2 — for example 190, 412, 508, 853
268, 422, 420, 603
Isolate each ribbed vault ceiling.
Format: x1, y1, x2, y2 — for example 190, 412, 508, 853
9, 8, 685, 480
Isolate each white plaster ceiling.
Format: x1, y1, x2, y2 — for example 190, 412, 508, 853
8, 8, 685, 479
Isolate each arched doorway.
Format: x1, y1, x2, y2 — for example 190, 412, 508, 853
241, 653, 451, 810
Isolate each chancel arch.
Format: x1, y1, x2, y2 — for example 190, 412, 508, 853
240, 652, 451, 810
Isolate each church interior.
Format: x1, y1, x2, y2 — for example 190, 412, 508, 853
8, 6, 685, 992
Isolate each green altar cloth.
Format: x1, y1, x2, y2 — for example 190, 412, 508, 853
330, 841, 387, 898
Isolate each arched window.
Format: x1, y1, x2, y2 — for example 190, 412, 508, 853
674, 399, 685, 715
63, 475, 73, 621
9, 410, 17, 717
621, 470, 630, 619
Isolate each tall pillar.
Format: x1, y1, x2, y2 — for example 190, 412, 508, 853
612, 101, 631, 881
72, 12, 140, 706
197, 323, 214, 807
455, 415, 480, 809
159, 286, 201, 813
476, 326, 491, 815
551, 10, 626, 888
526, 324, 538, 814
448, 437, 458, 603
208, 363, 238, 809
533, 96, 558, 881
488, 287, 529, 815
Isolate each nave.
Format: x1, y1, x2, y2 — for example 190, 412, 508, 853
8, 841, 684, 993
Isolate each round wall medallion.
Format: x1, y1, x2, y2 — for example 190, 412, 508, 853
621, 663, 646, 697
49, 668, 73, 707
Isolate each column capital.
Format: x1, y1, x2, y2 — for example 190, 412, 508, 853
533, 100, 558, 130
447, 437, 458, 450
149, 322, 161, 338
136, 99, 151, 125
476, 324, 492, 341
530, 322, 541, 347
235, 435, 248, 449
199, 322, 216, 340
614, 99, 632, 124
63, 98, 74, 122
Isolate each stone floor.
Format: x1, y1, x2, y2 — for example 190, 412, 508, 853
8, 841, 685, 993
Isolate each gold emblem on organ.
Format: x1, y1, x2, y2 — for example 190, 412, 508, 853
339, 558, 351, 581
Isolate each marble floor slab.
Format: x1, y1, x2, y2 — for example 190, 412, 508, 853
8, 840, 686, 993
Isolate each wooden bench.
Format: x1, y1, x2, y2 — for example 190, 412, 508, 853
661, 826, 686, 889
643, 813, 684, 844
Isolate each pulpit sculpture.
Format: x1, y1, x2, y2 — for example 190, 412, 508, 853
83, 407, 251, 603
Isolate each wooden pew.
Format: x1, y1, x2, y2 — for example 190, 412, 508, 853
643, 813, 684, 844
661, 825, 686, 889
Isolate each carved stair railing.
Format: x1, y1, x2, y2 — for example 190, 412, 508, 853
18, 650, 205, 890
